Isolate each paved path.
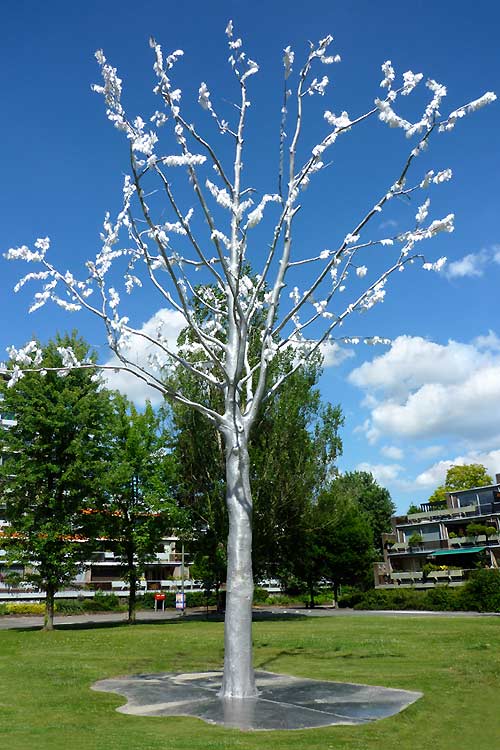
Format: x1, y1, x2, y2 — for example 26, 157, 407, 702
0, 606, 497, 630
0, 609, 183, 630
265, 606, 499, 618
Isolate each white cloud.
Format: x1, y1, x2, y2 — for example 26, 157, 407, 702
474, 330, 500, 352
103, 308, 186, 405
414, 449, 500, 489
101, 308, 350, 406
446, 249, 489, 278
445, 245, 500, 279
356, 461, 404, 484
350, 333, 500, 444
369, 365, 500, 440
381, 445, 404, 460
349, 335, 488, 398
321, 341, 355, 368
413, 460, 455, 488
379, 219, 398, 230
413, 444, 444, 460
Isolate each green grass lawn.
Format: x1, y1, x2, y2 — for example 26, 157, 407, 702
1, 614, 499, 749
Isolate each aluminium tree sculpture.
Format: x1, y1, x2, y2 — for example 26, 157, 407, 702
4, 22, 495, 699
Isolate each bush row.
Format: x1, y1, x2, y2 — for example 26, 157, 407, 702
6, 571, 497, 615
339, 570, 500, 613
0, 591, 126, 616
0, 588, 304, 616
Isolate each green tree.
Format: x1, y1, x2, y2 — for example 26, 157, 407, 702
292, 491, 374, 607
446, 464, 493, 490
466, 523, 497, 540
169, 351, 343, 592
429, 464, 493, 505
165, 360, 227, 610
250, 358, 343, 581
326, 471, 395, 553
0, 333, 112, 630
104, 395, 178, 623
408, 532, 424, 547
427, 486, 448, 506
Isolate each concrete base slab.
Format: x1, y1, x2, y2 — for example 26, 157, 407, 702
92, 670, 422, 730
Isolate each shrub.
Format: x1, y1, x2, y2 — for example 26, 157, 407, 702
338, 589, 365, 608
351, 575, 500, 613
137, 589, 226, 610
264, 594, 303, 606
55, 599, 86, 614
425, 585, 460, 611
461, 569, 500, 612
253, 587, 270, 604
5, 602, 46, 615
353, 588, 428, 611
408, 533, 423, 546
137, 591, 159, 609
83, 591, 123, 612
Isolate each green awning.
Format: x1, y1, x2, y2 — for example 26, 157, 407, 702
429, 546, 486, 557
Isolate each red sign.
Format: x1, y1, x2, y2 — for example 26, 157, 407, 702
154, 593, 166, 601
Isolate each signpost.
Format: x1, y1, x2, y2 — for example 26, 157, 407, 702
154, 593, 166, 612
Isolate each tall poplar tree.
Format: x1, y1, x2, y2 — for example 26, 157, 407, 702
169, 351, 343, 588
104, 394, 178, 623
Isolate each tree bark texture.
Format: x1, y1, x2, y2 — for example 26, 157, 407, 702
127, 547, 137, 624
43, 583, 55, 631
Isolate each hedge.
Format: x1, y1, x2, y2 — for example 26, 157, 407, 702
344, 570, 500, 612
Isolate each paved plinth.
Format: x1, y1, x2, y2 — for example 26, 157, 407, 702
92, 670, 422, 730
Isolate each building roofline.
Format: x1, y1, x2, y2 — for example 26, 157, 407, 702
450, 483, 500, 495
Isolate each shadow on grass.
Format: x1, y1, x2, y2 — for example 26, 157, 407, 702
256, 648, 308, 670
252, 610, 308, 622
2, 608, 308, 633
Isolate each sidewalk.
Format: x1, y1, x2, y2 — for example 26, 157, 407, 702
0, 608, 184, 630
1, 605, 498, 630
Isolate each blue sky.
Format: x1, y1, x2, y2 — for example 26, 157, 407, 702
1, 0, 499, 512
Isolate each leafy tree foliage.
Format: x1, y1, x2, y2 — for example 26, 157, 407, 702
465, 523, 497, 540
325, 471, 395, 552
429, 464, 493, 505
168, 351, 344, 590
0, 334, 112, 629
427, 486, 448, 506
408, 532, 424, 547
103, 395, 178, 623
289, 490, 374, 607
164, 356, 227, 610
446, 464, 493, 490
251, 359, 343, 580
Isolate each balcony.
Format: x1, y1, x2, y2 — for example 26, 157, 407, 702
402, 504, 479, 523
379, 567, 469, 589
388, 534, 500, 557
156, 552, 184, 563
388, 539, 451, 555
449, 534, 500, 548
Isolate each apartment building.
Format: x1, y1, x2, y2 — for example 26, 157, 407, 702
374, 475, 500, 588
0, 392, 192, 594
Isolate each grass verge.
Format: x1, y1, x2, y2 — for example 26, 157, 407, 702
0, 614, 499, 749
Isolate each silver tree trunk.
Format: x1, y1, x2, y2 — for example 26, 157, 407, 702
220, 429, 257, 699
